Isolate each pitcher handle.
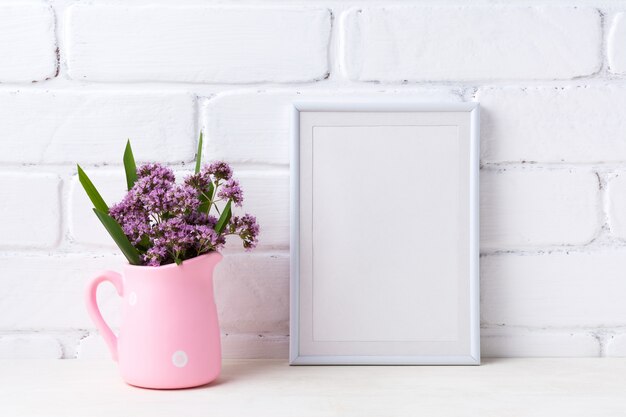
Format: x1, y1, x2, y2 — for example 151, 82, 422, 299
85, 271, 123, 361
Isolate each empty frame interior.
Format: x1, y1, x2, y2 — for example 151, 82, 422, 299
291, 104, 479, 364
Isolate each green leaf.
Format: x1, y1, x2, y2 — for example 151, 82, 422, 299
136, 235, 151, 251
195, 132, 203, 174
207, 181, 214, 201
93, 209, 142, 265
174, 258, 182, 266
198, 182, 214, 213
214, 200, 232, 234
77, 165, 108, 213
123, 139, 137, 191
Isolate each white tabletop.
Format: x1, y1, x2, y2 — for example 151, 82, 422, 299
1, 358, 625, 417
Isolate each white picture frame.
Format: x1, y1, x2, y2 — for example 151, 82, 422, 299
290, 101, 480, 365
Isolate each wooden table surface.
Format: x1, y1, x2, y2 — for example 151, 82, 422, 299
1, 358, 625, 417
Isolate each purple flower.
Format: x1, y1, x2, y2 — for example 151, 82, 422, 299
184, 172, 211, 191
143, 244, 168, 267
205, 161, 233, 181
109, 195, 149, 245
185, 212, 218, 228
228, 213, 259, 250
164, 184, 200, 216
218, 179, 244, 207
137, 163, 175, 181
109, 160, 258, 266
194, 225, 221, 253
133, 163, 176, 213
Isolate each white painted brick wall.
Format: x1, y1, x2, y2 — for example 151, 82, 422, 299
66, 5, 331, 83
481, 328, 600, 358
343, 7, 601, 82
0, 334, 62, 359
482, 251, 626, 327
231, 172, 289, 250
0, 173, 60, 248
609, 13, 626, 74
215, 253, 289, 334
606, 333, 626, 357
0, 4, 57, 82
478, 86, 626, 163
0, 91, 195, 164
0, 1, 625, 360
202, 89, 460, 165
481, 169, 600, 250
68, 172, 127, 247
0, 254, 125, 329
607, 173, 626, 240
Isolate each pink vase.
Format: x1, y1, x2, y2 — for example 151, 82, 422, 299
85, 252, 223, 389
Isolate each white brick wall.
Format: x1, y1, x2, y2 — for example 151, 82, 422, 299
0, 91, 195, 164
214, 253, 289, 334
481, 169, 600, 250
202, 89, 460, 165
0, 254, 125, 329
0, 173, 61, 248
0, 334, 62, 359
607, 173, 626, 240
481, 328, 600, 358
1, 1, 626, 359
478, 86, 626, 163
609, 13, 626, 74
68, 172, 127, 247
343, 6, 601, 81
606, 333, 626, 357
0, 4, 57, 82
66, 5, 331, 83
482, 250, 626, 328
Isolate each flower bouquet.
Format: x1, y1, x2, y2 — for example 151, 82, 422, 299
81, 136, 258, 389
78, 135, 259, 266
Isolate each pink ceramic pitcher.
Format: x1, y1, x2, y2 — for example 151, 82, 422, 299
85, 252, 223, 389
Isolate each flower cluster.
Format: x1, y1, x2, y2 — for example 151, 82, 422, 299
109, 162, 259, 266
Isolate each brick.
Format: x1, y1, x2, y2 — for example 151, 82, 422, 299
343, 7, 601, 81
0, 254, 125, 329
478, 86, 626, 163
203, 89, 459, 165
76, 334, 110, 360
606, 333, 626, 357
482, 250, 626, 328
69, 171, 126, 247
481, 328, 600, 357
230, 171, 289, 250
0, 91, 195, 164
0, 173, 60, 248
608, 13, 626, 73
54, 330, 89, 359
607, 173, 626, 240
481, 169, 600, 250
215, 253, 288, 334
0, 334, 62, 359
0, 4, 57, 82
66, 5, 330, 83
221, 334, 288, 359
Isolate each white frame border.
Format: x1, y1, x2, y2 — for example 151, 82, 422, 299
289, 100, 480, 365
